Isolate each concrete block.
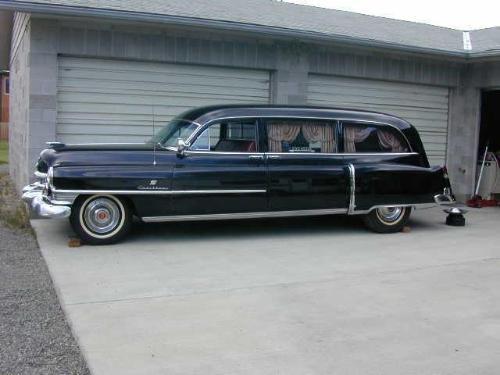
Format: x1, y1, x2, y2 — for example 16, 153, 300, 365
29, 93, 56, 109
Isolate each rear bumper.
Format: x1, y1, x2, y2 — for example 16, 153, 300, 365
434, 187, 455, 206
22, 183, 71, 219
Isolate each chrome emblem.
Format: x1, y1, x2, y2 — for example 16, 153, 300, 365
137, 179, 169, 190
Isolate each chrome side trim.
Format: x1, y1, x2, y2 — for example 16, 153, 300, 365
52, 188, 266, 195
142, 208, 348, 223
349, 203, 428, 215
59, 142, 148, 146
347, 163, 356, 214
340, 152, 418, 157
185, 151, 417, 157
166, 189, 267, 194
51, 188, 267, 205
186, 150, 265, 156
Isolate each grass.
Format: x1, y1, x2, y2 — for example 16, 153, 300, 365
0, 172, 32, 231
0, 140, 7, 164
0, 143, 32, 232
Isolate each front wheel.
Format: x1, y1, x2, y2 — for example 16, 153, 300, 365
70, 195, 132, 245
362, 206, 411, 233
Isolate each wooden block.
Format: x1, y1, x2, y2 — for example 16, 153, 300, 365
68, 237, 82, 247
401, 226, 411, 233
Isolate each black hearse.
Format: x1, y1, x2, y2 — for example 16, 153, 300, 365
23, 105, 454, 244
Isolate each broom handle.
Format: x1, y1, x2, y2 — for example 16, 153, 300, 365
475, 145, 489, 196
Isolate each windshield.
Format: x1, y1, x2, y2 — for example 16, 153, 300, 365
149, 118, 200, 148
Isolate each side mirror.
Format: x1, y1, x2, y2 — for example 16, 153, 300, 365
176, 138, 188, 156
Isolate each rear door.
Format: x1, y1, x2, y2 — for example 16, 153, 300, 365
263, 118, 349, 212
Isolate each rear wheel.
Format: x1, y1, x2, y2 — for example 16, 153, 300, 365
362, 206, 411, 233
70, 195, 132, 245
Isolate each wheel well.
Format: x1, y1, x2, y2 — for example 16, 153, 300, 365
120, 196, 138, 216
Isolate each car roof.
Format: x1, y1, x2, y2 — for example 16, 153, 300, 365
179, 105, 413, 130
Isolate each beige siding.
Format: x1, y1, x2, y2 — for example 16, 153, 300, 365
56, 57, 271, 143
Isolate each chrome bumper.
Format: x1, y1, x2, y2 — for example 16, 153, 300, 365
22, 183, 71, 219
434, 188, 455, 206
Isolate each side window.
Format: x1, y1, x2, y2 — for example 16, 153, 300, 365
191, 119, 258, 152
343, 123, 409, 153
266, 119, 336, 153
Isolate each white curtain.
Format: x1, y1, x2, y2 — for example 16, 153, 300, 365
344, 125, 408, 153
344, 125, 372, 153
301, 121, 336, 153
267, 121, 336, 153
267, 121, 302, 152
377, 129, 408, 152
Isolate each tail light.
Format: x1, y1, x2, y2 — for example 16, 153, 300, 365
442, 166, 449, 179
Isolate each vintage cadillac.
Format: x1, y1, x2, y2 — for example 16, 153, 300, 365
22, 105, 454, 244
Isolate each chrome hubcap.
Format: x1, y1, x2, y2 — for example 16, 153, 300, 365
83, 198, 121, 234
376, 207, 404, 223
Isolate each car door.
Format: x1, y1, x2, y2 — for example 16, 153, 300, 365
264, 118, 349, 212
170, 118, 268, 216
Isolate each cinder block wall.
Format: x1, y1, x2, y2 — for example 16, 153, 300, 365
9, 13, 31, 189
447, 61, 500, 200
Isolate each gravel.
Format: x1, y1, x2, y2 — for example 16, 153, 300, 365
0, 219, 90, 374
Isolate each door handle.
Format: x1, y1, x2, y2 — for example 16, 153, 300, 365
248, 155, 264, 160
268, 155, 281, 160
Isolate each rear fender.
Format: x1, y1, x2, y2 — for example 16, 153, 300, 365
353, 164, 450, 212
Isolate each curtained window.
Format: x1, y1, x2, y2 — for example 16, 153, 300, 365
266, 119, 336, 153
343, 123, 409, 153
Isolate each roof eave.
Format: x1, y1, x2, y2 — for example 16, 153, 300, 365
0, 0, 476, 58
467, 50, 500, 59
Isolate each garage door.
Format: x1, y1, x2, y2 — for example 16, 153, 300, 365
307, 75, 449, 166
56, 57, 271, 143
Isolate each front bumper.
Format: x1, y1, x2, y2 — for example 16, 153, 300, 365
22, 183, 71, 219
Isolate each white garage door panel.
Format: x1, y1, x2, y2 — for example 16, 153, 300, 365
57, 57, 270, 143
307, 75, 449, 166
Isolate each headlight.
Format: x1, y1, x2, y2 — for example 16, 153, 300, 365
35, 158, 49, 173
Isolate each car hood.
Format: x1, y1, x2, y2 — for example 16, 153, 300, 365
37, 143, 173, 170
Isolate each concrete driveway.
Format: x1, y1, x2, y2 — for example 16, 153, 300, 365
33, 207, 500, 375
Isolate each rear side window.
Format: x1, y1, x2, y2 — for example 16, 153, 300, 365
342, 123, 409, 153
266, 119, 336, 153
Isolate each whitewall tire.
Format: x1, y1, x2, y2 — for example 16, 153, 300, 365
70, 195, 132, 245
362, 206, 411, 233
